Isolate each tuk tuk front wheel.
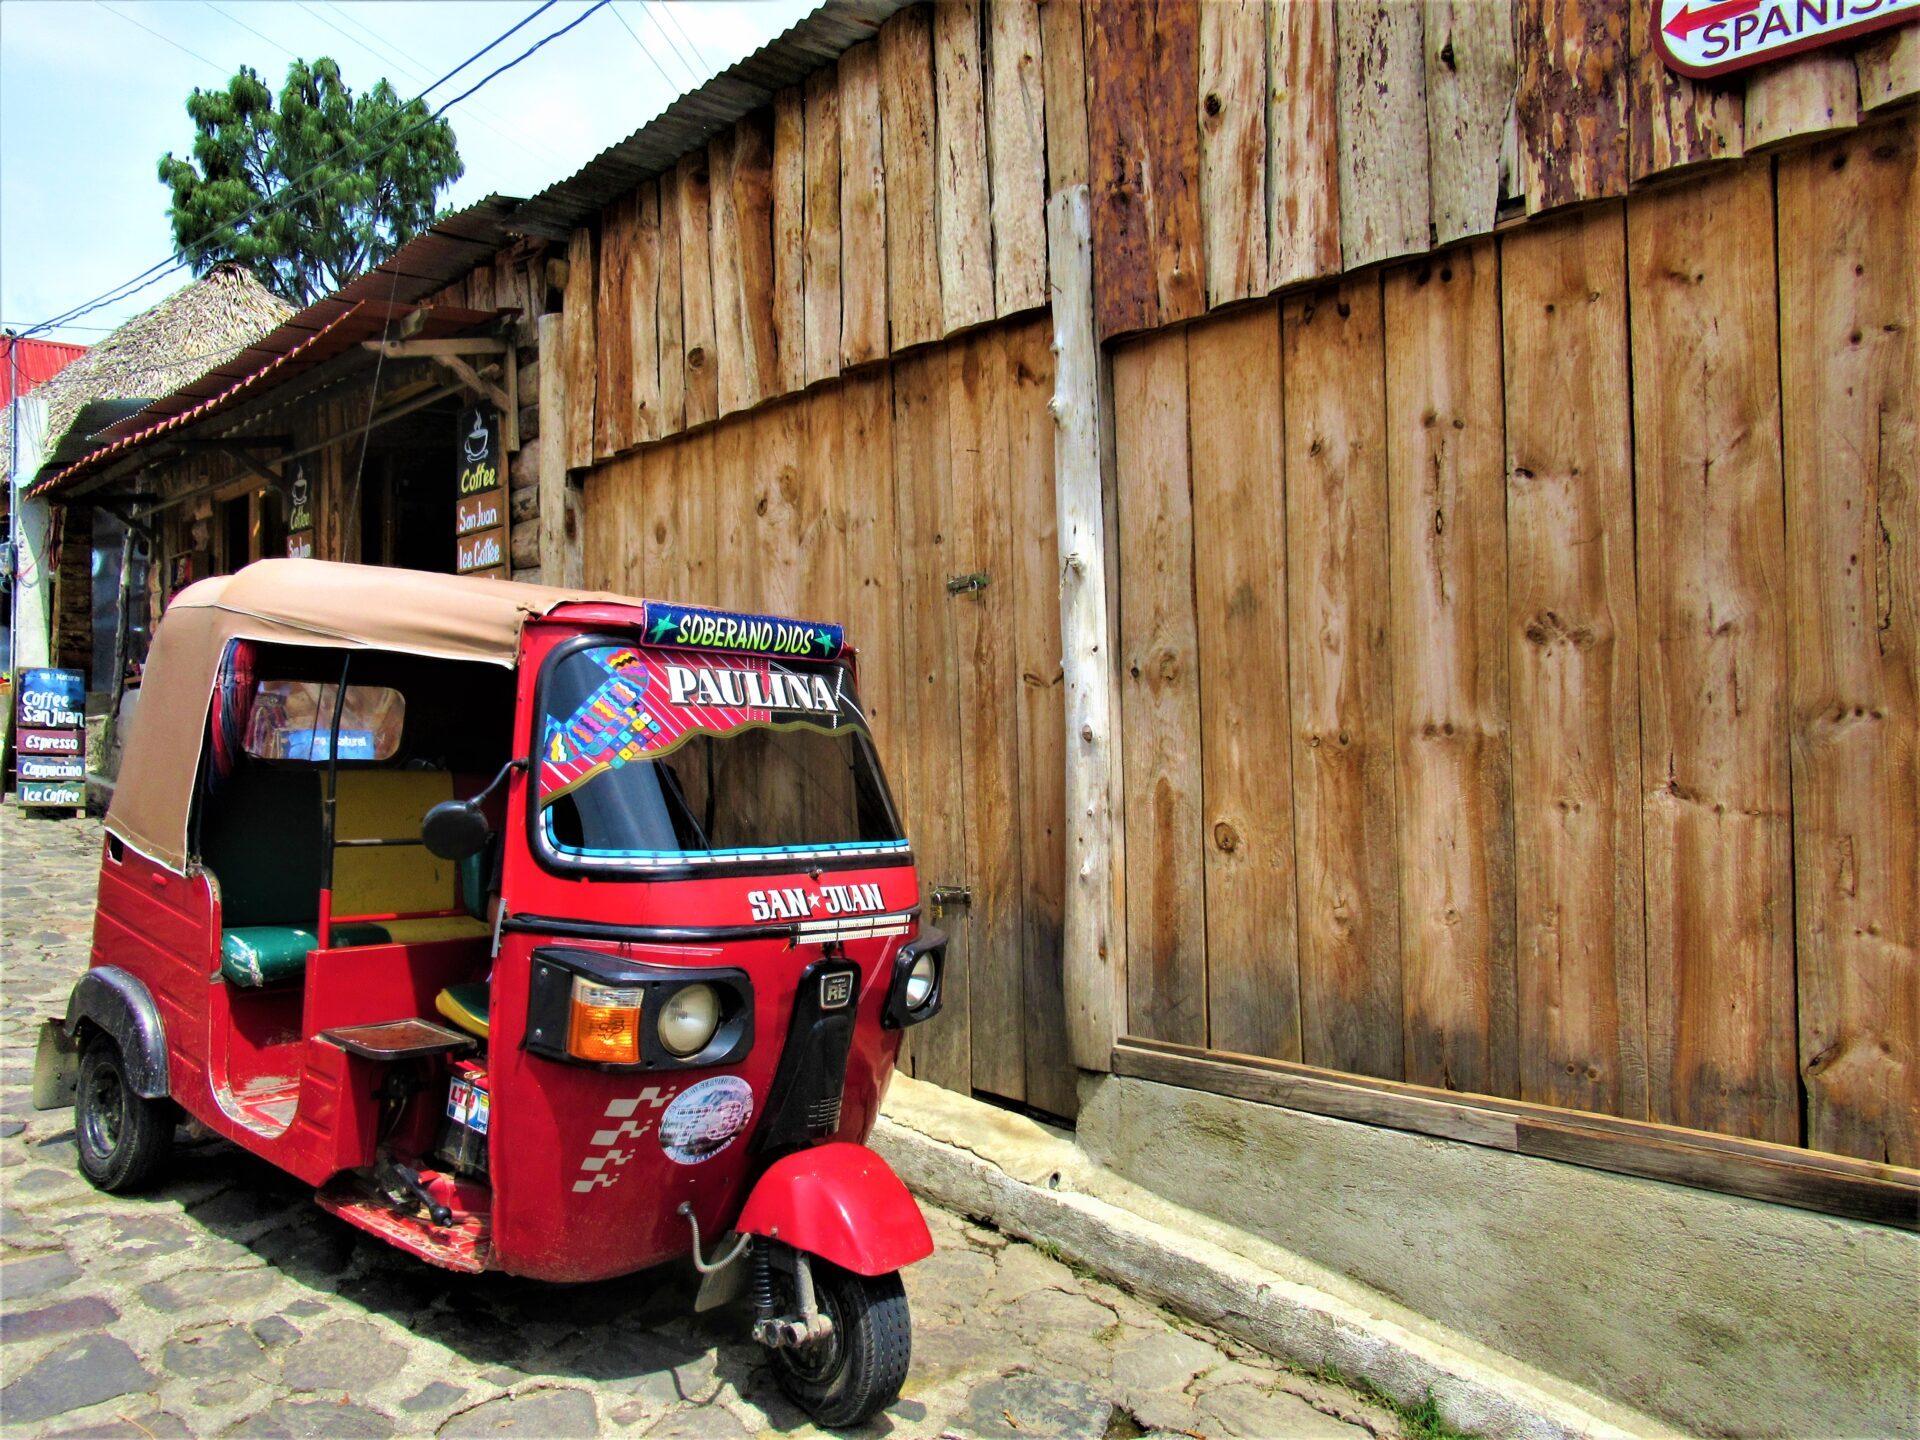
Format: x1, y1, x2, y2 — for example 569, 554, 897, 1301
765, 1260, 910, 1429
75, 1032, 173, 1193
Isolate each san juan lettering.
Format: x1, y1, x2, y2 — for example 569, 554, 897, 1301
747, 883, 886, 922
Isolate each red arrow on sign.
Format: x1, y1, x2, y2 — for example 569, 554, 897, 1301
1663, 0, 1764, 38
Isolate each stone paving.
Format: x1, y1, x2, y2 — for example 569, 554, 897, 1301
0, 803, 1402, 1439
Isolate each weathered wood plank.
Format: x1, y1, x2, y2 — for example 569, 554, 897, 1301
1514, 0, 1630, 212
1501, 205, 1647, 1121
1267, 0, 1342, 289
1038, 0, 1091, 193
773, 86, 807, 397
630, 181, 661, 446
892, 350, 971, 1090
1778, 120, 1918, 1166
1188, 304, 1299, 1062
673, 430, 717, 604
640, 442, 677, 599
1113, 1038, 1920, 1229
1627, 0, 1741, 182
1198, 0, 1268, 304
709, 129, 747, 418
1047, 186, 1123, 1074
1629, 162, 1796, 1144
595, 193, 633, 461
1858, 24, 1920, 112
658, 170, 687, 435
1002, 314, 1073, 1116
1384, 243, 1516, 1097
880, 7, 942, 352
935, 0, 996, 333
840, 368, 901, 769
987, 0, 1049, 316
676, 150, 719, 428
949, 330, 1026, 1099
1337, 0, 1430, 267
709, 408, 754, 612
1087, 0, 1206, 338
803, 67, 843, 387
731, 112, 782, 411
1114, 328, 1207, 1046
540, 312, 584, 581
563, 225, 596, 471
1745, 53, 1861, 152
1282, 278, 1401, 1078
467, 264, 494, 311
839, 40, 889, 369
1424, 0, 1515, 244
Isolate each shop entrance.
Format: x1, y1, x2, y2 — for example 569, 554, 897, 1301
357, 399, 461, 573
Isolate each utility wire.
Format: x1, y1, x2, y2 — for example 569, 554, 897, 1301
21, 0, 578, 341
610, 2, 682, 92
638, 1, 703, 85
93, 1, 227, 77
654, 1, 715, 76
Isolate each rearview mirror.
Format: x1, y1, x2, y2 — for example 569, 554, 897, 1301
422, 799, 492, 860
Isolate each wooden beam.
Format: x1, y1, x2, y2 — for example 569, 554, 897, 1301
1113, 1039, 1920, 1231
359, 337, 509, 358
430, 354, 510, 414
538, 312, 572, 583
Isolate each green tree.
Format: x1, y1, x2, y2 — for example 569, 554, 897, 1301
158, 58, 463, 307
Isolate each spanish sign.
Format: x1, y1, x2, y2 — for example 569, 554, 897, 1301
1656, 0, 1918, 78
455, 404, 507, 577
14, 668, 86, 808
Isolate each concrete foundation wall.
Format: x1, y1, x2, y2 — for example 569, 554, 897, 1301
1077, 1075, 1918, 1439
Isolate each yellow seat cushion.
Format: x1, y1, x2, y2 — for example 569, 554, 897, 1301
436, 983, 490, 1039
332, 771, 458, 918
377, 916, 491, 944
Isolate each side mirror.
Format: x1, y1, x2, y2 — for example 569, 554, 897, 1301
422, 799, 492, 860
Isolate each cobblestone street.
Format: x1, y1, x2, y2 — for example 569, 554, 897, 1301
0, 803, 1401, 1439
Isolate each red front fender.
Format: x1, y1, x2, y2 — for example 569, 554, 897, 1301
735, 1143, 934, 1276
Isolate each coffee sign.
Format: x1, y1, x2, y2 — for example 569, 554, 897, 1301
455, 405, 507, 576
286, 463, 315, 559
14, 668, 86, 809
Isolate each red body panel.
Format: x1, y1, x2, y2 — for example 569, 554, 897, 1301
735, 1144, 934, 1276
82, 610, 925, 1286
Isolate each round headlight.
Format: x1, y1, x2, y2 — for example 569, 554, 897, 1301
658, 983, 720, 1057
904, 953, 936, 1010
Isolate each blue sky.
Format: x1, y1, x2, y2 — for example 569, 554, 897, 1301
0, 0, 813, 343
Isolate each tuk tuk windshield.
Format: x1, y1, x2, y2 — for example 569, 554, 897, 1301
533, 639, 906, 872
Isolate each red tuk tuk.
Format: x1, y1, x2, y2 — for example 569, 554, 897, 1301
32, 559, 945, 1426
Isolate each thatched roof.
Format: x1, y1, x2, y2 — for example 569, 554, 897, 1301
3, 265, 290, 488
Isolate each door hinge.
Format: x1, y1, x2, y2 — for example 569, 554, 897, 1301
946, 572, 990, 595
928, 884, 972, 921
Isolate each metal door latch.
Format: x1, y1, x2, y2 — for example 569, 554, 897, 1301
946, 572, 990, 595
929, 885, 972, 921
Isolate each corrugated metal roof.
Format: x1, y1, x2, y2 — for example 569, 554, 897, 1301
1, 337, 89, 404
506, 0, 908, 240
29, 301, 501, 498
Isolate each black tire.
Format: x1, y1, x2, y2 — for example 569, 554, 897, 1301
767, 1260, 911, 1429
75, 1032, 173, 1193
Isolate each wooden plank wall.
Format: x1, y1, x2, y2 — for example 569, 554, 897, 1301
1112, 119, 1918, 1164
579, 315, 1075, 1117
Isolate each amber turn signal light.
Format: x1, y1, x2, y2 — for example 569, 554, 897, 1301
568, 978, 643, 1064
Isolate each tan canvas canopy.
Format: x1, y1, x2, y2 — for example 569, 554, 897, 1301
112, 559, 641, 873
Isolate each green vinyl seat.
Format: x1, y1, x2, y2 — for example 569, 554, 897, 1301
220, 923, 391, 988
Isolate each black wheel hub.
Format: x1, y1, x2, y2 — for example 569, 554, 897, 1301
83, 1064, 125, 1157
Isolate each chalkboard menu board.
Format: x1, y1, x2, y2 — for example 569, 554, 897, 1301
286, 463, 315, 559
14, 668, 86, 809
455, 405, 507, 577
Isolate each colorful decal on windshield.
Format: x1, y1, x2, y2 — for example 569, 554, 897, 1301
658, 1075, 755, 1164
540, 645, 863, 805
643, 601, 844, 661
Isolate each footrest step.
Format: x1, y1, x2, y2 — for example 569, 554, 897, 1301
320, 1018, 476, 1060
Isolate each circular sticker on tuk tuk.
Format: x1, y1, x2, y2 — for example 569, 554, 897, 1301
658, 1076, 754, 1165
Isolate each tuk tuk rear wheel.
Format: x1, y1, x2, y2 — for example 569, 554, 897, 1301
75, 1032, 173, 1193
765, 1260, 910, 1429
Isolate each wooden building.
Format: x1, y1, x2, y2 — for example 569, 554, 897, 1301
37, 0, 1915, 1219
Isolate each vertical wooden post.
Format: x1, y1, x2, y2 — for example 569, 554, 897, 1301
538, 312, 581, 587
1048, 185, 1123, 1073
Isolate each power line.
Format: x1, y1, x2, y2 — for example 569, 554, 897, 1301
198, 0, 299, 59
93, 1, 228, 77
640, 2, 702, 85
609, 2, 681, 92
654, 1, 715, 76
21, 0, 579, 341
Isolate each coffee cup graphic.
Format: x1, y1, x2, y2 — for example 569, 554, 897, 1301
464, 413, 490, 462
